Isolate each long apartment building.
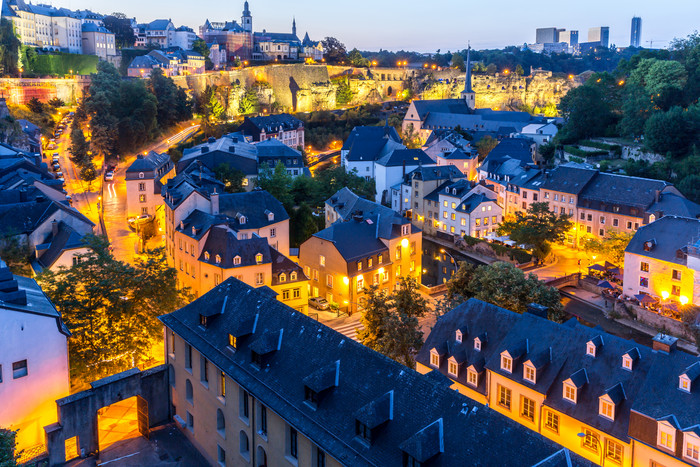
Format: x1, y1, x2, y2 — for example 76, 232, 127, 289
417, 298, 700, 467
479, 160, 700, 247
300, 188, 421, 314
159, 278, 596, 467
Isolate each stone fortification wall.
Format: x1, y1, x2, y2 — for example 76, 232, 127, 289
0, 77, 89, 105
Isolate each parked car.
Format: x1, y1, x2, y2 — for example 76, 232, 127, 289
52, 153, 59, 163
104, 171, 114, 181
52, 162, 60, 172
55, 171, 63, 178
308, 297, 329, 310
47, 143, 56, 150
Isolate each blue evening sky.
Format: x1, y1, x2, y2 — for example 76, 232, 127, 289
62, 0, 700, 51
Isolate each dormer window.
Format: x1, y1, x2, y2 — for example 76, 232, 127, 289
563, 383, 577, 403
204, 251, 210, 261
239, 215, 247, 225
180, 221, 185, 229
467, 368, 478, 387
192, 226, 196, 235
290, 271, 297, 281
139, 172, 144, 179
401, 224, 410, 236
215, 254, 221, 265
304, 386, 319, 407
599, 398, 615, 421
355, 420, 371, 443
586, 343, 596, 357
474, 338, 481, 351
199, 314, 208, 327
279, 273, 286, 283
622, 355, 633, 371
430, 349, 440, 368
500, 355, 512, 373
679, 375, 691, 393
255, 253, 263, 264
523, 363, 536, 384
455, 330, 462, 343
267, 212, 274, 221
657, 421, 675, 450
448, 358, 458, 377
228, 334, 237, 349
233, 256, 241, 265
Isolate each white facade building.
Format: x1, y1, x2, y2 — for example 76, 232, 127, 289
0, 261, 70, 454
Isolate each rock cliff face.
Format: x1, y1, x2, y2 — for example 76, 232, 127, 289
171, 64, 581, 116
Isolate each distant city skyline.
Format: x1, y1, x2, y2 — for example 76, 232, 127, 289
60, 0, 700, 52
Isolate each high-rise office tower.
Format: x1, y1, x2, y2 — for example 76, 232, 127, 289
588, 26, 610, 48
536, 27, 559, 44
631, 17, 642, 47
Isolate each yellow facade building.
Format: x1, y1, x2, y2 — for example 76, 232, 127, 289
417, 298, 700, 467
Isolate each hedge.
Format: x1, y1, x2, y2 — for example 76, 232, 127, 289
28, 53, 98, 76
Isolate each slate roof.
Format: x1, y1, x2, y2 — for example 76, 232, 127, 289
624, 216, 700, 266
270, 248, 306, 285
0, 199, 93, 236
482, 138, 535, 168
648, 192, 700, 219
423, 129, 472, 150
416, 299, 522, 396
253, 31, 301, 44
632, 350, 700, 430
313, 216, 390, 263
439, 148, 476, 160
198, 226, 271, 268
255, 139, 304, 168
375, 148, 433, 167
162, 167, 224, 210
457, 193, 496, 214
81, 23, 113, 34
541, 166, 597, 195
128, 55, 160, 70
423, 298, 679, 444
126, 151, 171, 175
218, 190, 289, 229
241, 114, 303, 134
326, 187, 403, 225
404, 165, 465, 183
578, 173, 670, 210
342, 126, 403, 162
37, 221, 86, 269
159, 279, 594, 467
146, 19, 173, 31
0, 260, 70, 336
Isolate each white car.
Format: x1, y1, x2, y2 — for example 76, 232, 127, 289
104, 171, 114, 181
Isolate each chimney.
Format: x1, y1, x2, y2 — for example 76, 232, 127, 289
211, 189, 219, 215
654, 190, 660, 203
19, 189, 27, 203
52, 219, 59, 237
652, 333, 678, 354
526, 303, 548, 319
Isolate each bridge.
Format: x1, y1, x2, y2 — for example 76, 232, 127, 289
544, 272, 581, 289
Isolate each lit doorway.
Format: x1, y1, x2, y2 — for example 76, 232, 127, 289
97, 396, 149, 451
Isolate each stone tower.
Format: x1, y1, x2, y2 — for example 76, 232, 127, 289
242, 1, 252, 33
460, 46, 476, 111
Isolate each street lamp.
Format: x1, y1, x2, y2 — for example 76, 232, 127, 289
577, 432, 604, 466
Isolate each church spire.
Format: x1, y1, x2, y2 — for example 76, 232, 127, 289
292, 17, 297, 36
463, 45, 473, 93
461, 44, 476, 110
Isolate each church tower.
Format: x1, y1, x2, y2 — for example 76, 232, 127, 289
460, 46, 476, 111
242, 1, 252, 32
292, 17, 297, 37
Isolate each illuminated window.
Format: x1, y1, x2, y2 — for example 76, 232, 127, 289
255, 273, 264, 285
279, 273, 286, 283
581, 429, 599, 453
448, 359, 458, 377
521, 396, 535, 422
673, 269, 682, 281
672, 285, 681, 296
497, 385, 511, 410
467, 369, 478, 387
326, 274, 333, 288
605, 439, 623, 465
291, 271, 297, 281
599, 399, 614, 420
282, 290, 290, 300
500, 355, 512, 373
680, 375, 691, 393
233, 256, 240, 266
474, 338, 481, 351
685, 434, 700, 462
356, 276, 364, 292
658, 424, 674, 450
523, 364, 536, 384
622, 355, 633, 370
586, 343, 596, 357
319, 255, 325, 266
544, 410, 559, 433
563, 383, 577, 403
255, 253, 263, 264
640, 262, 649, 272
430, 350, 440, 368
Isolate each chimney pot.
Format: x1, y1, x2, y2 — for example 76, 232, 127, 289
652, 333, 678, 353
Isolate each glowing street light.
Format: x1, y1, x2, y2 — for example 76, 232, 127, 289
662, 291, 670, 300
680, 296, 689, 305
401, 238, 409, 248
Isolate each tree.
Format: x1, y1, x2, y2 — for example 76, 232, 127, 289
618, 84, 653, 138
451, 52, 465, 71
79, 163, 97, 185
515, 64, 525, 76
322, 37, 347, 64
149, 68, 192, 128
644, 105, 700, 158
213, 163, 245, 193
26, 97, 44, 114
0, 231, 32, 276
445, 261, 477, 302
0, 428, 19, 467
48, 97, 65, 109
192, 38, 213, 70
475, 135, 498, 160
290, 203, 320, 248
580, 231, 633, 266
0, 18, 21, 77
37, 236, 192, 387
466, 262, 564, 321
255, 161, 293, 209
348, 48, 368, 68
69, 125, 90, 167
497, 202, 573, 260
357, 277, 427, 368
677, 174, 700, 204
102, 14, 136, 49
557, 81, 616, 142
238, 88, 259, 115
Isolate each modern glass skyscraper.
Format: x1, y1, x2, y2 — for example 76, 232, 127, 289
631, 17, 642, 47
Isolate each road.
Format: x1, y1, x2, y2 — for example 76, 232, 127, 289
57, 121, 200, 264
308, 149, 340, 174
101, 123, 200, 264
